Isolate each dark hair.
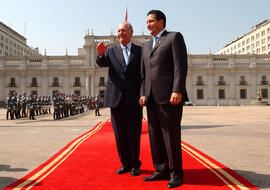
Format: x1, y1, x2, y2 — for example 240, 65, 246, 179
147, 10, 166, 28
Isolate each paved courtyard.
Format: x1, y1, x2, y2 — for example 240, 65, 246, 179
0, 106, 269, 189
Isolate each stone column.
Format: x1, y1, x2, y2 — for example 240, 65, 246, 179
19, 57, 27, 95
249, 56, 257, 101
62, 71, 69, 94
0, 72, 4, 102
19, 71, 27, 95
206, 56, 215, 105
250, 70, 257, 101
229, 70, 237, 105
228, 57, 237, 105
91, 72, 96, 97
41, 71, 48, 96
86, 75, 91, 97
206, 70, 215, 105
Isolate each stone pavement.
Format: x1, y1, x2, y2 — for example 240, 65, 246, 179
0, 106, 269, 189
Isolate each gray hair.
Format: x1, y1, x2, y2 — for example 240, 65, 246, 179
119, 22, 133, 31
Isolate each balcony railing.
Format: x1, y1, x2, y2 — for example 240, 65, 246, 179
260, 81, 268, 85
52, 82, 60, 87
8, 83, 17, 87
196, 81, 204, 86
239, 81, 248, 85
98, 82, 105, 86
30, 83, 38, 87
218, 81, 226, 85
73, 82, 81, 87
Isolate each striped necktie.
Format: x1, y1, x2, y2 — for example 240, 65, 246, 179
123, 46, 129, 65
152, 36, 158, 48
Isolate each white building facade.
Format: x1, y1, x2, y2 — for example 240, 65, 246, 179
1, 34, 270, 106
0, 21, 40, 57
215, 19, 270, 55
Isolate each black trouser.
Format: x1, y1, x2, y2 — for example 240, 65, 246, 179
22, 107, 26, 118
146, 95, 183, 179
110, 96, 142, 169
95, 107, 100, 116
29, 108, 35, 119
6, 109, 14, 120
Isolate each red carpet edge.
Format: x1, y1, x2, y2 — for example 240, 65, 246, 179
4, 119, 258, 190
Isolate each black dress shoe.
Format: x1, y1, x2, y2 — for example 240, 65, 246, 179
167, 178, 183, 188
143, 173, 170, 181
130, 168, 141, 176
116, 166, 130, 174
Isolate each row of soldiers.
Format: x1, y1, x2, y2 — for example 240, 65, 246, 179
6, 92, 51, 120
53, 92, 102, 120
6, 92, 103, 120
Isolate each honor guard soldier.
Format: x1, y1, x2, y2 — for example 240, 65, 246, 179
21, 92, 27, 118
94, 95, 101, 116
28, 94, 36, 120
36, 96, 41, 115
6, 92, 14, 120
12, 92, 19, 119
47, 96, 51, 114
53, 92, 61, 120
17, 94, 22, 119
33, 95, 38, 116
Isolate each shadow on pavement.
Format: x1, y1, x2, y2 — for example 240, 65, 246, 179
235, 169, 270, 189
0, 177, 43, 190
182, 125, 232, 130
0, 165, 28, 172
0, 177, 18, 190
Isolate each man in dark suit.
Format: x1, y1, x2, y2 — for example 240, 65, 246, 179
139, 10, 188, 188
96, 22, 142, 176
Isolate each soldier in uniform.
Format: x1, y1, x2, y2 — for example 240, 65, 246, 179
95, 95, 101, 116
36, 96, 41, 115
28, 93, 36, 120
21, 92, 27, 118
53, 92, 61, 120
48, 96, 52, 114
6, 92, 14, 120
17, 94, 22, 119
58, 92, 63, 119
12, 92, 19, 119
33, 95, 38, 116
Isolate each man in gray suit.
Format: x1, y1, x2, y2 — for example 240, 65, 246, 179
96, 22, 142, 177
139, 10, 188, 188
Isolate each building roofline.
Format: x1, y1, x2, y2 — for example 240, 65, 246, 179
220, 18, 270, 49
0, 21, 27, 41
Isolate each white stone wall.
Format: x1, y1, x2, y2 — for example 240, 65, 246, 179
1, 34, 270, 106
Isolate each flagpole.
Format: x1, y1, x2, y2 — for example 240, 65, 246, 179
124, 7, 128, 22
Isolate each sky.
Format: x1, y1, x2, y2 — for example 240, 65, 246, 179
1, 0, 269, 56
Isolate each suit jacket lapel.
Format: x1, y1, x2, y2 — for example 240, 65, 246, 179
150, 30, 168, 57
128, 43, 135, 66
115, 44, 127, 70
116, 44, 125, 64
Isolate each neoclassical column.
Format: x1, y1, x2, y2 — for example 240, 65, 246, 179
228, 70, 237, 105
63, 71, 69, 94
249, 56, 258, 101
206, 70, 216, 105
0, 72, 5, 102
19, 71, 27, 95
91, 71, 96, 97
228, 57, 237, 106
86, 75, 91, 97
250, 70, 257, 101
41, 71, 49, 96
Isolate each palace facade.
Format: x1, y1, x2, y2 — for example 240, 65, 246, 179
1, 33, 270, 106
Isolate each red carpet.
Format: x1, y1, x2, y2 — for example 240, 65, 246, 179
4, 119, 258, 190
